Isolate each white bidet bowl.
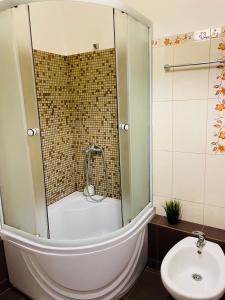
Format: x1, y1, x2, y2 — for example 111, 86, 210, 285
161, 237, 225, 300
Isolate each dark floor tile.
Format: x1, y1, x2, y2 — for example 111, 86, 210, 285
0, 280, 11, 295
159, 216, 203, 233
126, 267, 171, 300
0, 288, 30, 300
148, 259, 161, 270
0, 242, 9, 283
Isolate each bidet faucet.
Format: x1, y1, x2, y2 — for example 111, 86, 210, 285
192, 231, 206, 254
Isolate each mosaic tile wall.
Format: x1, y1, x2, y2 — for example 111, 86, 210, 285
67, 50, 121, 199
33, 49, 121, 205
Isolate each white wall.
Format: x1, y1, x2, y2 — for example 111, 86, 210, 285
29, 2, 67, 54
29, 0, 225, 54
123, 0, 225, 38
61, 2, 114, 54
29, 1, 114, 55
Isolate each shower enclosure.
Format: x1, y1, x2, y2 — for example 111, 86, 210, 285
0, 1, 153, 299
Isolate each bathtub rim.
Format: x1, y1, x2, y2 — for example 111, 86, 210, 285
0, 204, 154, 253
47, 191, 122, 212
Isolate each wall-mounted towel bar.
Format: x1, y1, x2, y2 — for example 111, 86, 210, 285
164, 59, 225, 71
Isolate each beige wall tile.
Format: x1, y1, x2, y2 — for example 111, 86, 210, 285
153, 101, 173, 151
180, 200, 203, 224
153, 195, 167, 216
204, 205, 225, 230
154, 195, 204, 224
153, 46, 173, 101
174, 40, 210, 64
173, 69, 209, 100
153, 150, 173, 198
173, 100, 207, 153
173, 40, 210, 100
173, 152, 205, 203
209, 37, 225, 61
153, 30, 225, 230
205, 154, 225, 207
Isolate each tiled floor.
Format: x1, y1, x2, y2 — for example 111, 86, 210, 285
121, 266, 225, 300
0, 288, 29, 300
121, 267, 174, 300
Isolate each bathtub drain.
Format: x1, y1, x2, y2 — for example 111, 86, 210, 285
192, 273, 202, 281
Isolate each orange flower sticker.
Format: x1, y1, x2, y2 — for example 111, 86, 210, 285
164, 38, 172, 46
218, 144, 225, 152
220, 87, 225, 96
219, 131, 225, 139
175, 37, 180, 44
218, 43, 225, 50
215, 103, 225, 111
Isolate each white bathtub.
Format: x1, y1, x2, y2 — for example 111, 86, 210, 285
48, 192, 122, 240
1, 194, 155, 300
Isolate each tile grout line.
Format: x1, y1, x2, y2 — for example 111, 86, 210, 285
171, 42, 175, 201
202, 30, 213, 227
153, 193, 225, 209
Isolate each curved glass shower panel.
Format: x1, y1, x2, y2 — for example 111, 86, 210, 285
114, 10, 151, 225
0, 6, 48, 237
0, 1, 151, 240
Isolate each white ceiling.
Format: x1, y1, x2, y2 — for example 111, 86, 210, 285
122, 0, 225, 38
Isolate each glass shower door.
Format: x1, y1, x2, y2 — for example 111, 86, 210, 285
0, 6, 48, 237
114, 10, 151, 225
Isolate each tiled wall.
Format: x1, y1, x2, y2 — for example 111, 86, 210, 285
67, 51, 121, 198
33, 49, 121, 205
34, 50, 75, 205
153, 27, 225, 229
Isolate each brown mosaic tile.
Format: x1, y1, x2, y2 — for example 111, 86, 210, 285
33, 49, 121, 205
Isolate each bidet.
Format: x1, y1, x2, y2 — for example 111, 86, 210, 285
161, 236, 225, 300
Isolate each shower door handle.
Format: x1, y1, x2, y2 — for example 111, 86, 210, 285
119, 124, 129, 131
27, 128, 40, 136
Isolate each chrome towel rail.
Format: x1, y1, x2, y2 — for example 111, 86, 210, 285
164, 59, 225, 71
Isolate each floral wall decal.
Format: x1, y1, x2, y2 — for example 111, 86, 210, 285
152, 26, 225, 153
212, 38, 225, 153
152, 27, 221, 48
